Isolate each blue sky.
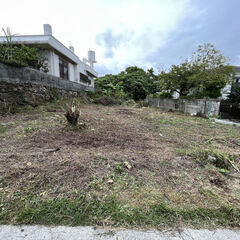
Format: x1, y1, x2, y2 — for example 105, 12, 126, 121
0, 0, 239, 76
95, 0, 240, 75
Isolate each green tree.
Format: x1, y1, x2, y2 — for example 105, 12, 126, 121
158, 43, 235, 98
95, 74, 126, 99
189, 43, 234, 98
95, 66, 159, 101
158, 61, 195, 97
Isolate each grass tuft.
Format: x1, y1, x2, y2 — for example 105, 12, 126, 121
177, 147, 239, 170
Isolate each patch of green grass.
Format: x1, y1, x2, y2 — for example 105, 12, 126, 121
0, 177, 6, 186
199, 188, 219, 200
114, 163, 124, 174
18, 105, 35, 113
87, 176, 104, 190
0, 193, 240, 228
158, 159, 171, 167
21, 120, 39, 134
0, 124, 8, 134
22, 126, 37, 134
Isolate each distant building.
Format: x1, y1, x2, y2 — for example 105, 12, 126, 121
221, 66, 240, 99
0, 24, 98, 89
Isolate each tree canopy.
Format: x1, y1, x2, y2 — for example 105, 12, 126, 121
95, 66, 159, 101
158, 43, 235, 98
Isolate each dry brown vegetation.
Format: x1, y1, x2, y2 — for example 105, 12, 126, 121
0, 101, 240, 227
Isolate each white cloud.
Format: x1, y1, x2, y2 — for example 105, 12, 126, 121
0, 0, 195, 74
0, 0, 103, 58
94, 0, 195, 73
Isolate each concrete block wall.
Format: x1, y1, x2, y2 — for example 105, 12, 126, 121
147, 97, 220, 116
0, 63, 93, 106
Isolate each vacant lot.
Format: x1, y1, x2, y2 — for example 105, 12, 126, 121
0, 100, 240, 229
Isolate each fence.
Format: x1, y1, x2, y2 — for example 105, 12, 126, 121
146, 97, 220, 116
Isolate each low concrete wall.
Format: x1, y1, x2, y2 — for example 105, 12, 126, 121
147, 97, 220, 116
0, 63, 93, 106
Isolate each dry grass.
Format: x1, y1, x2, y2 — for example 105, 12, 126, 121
0, 101, 240, 227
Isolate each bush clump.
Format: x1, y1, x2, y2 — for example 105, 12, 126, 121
0, 27, 48, 71
0, 44, 48, 71
190, 149, 236, 170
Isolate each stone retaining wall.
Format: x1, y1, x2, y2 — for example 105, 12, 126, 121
0, 63, 93, 106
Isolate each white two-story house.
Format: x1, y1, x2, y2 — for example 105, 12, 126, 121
0, 24, 98, 89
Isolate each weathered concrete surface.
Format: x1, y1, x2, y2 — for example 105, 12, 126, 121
0, 226, 240, 240
0, 63, 92, 106
147, 97, 220, 117
212, 118, 240, 127
0, 63, 93, 92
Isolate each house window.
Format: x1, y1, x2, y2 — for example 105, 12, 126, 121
80, 73, 91, 85
59, 57, 69, 80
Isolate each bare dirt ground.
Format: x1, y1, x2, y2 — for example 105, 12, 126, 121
0, 102, 240, 212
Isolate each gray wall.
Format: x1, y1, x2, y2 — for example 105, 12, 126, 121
146, 97, 220, 116
0, 63, 93, 106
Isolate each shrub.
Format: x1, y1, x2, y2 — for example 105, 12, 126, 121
0, 28, 48, 71
188, 148, 234, 170
0, 44, 48, 71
